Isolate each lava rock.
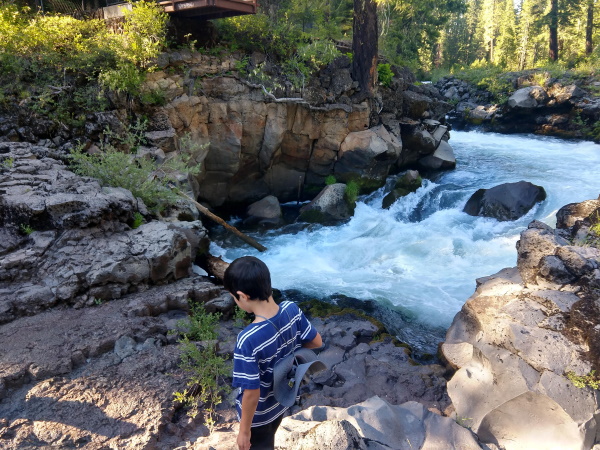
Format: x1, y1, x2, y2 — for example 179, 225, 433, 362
463, 181, 547, 221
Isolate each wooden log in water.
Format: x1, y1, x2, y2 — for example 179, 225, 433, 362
173, 188, 267, 252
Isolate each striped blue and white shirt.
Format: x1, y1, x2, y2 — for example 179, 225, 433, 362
232, 301, 317, 427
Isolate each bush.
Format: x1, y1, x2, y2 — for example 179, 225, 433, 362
172, 303, 231, 430
297, 40, 341, 71
69, 123, 202, 211
377, 63, 393, 87
0, 1, 168, 98
344, 180, 359, 204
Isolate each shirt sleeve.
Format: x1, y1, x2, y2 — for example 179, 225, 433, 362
296, 304, 318, 345
232, 338, 261, 390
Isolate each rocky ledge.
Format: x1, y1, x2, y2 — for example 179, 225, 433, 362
442, 196, 600, 449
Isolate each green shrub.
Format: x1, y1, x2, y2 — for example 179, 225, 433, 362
172, 303, 231, 430
216, 14, 300, 59
325, 175, 337, 185
19, 224, 34, 235
297, 40, 341, 71
69, 125, 201, 211
132, 212, 144, 229
344, 180, 359, 205
174, 303, 221, 341
0, 1, 168, 100
566, 370, 600, 390
377, 63, 393, 87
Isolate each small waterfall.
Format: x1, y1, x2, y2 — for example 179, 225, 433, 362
211, 131, 600, 353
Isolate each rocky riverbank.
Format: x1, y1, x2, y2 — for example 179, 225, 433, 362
2, 136, 599, 448
436, 70, 600, 141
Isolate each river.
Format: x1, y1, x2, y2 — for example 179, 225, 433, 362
211, 131, 600, 354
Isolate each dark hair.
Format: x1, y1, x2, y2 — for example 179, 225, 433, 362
223, 256, 272, 301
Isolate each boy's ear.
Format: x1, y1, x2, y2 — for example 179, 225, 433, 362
236, 291, 250, 302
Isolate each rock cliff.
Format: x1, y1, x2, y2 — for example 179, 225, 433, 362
1, 50, 455, 208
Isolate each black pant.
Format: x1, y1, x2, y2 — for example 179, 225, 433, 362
250, 414, 284, 450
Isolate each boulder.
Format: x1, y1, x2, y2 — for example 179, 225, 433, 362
516, 221, 569, 285
278, 396, 481, 450
556, 199, 600, 229
549, 84, 587, 105
334, 125, 402, 183
418, 140, 456, 171
382, 170, 422, 209
463, 181, 547, 221
299, 184, 352, 224
507, 86, 549, 109
477, 392, 585, 450
244, 195, 282, 227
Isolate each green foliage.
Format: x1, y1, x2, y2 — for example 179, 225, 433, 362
174, 303, 221, 341
590, 212, 600, 236
377, 63, 393, 87
296, 40, 341, 71
173, 304, 231, 430
216, 14, 300, 59
449, 64, 513, 103
344, 180, 359, 205
69, 125, 201, 212
139, 87, 167, 106
234, 55, 250, 76
19, 224, 34, 235
132, 212, 144, 229
1, 157, 14, 169
0, 0, 168, 106
98, 62, 145, 95
566, 370, 600, 390
234, 306, 250, 328
325, 175, 337, 185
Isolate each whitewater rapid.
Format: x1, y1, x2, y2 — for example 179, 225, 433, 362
211, 131, 600, 349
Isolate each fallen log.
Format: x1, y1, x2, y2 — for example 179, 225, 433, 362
172, 187, 267, 253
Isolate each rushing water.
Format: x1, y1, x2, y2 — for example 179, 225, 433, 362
211, 131, 600, 353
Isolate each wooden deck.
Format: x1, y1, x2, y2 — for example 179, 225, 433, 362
157, 0, 257, 19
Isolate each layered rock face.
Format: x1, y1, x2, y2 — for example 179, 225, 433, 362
0, 142, 208, 323
142, 52, 455, 206
442, 198, 600, 449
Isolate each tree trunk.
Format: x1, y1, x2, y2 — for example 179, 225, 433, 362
586, 0, 594, 55
352, 0, 378, 97
549, 0, 559, 61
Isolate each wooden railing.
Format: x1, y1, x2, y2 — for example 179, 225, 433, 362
157, 0, 257, 19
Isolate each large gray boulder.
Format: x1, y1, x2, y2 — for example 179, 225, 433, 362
418, 140, 456, 171
0, 142, 206, 322
244, 195, 282, 227
299, 183, 353, 224
463, 181, 546, 221
277, 396, 482, 449
507, 86, 549, 109
334, 125, 402, 183
382, 170, 422, 209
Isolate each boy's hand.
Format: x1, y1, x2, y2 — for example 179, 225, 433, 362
237, 430, 251, 450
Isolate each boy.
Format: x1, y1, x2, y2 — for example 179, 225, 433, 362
224, 256, 323, 450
